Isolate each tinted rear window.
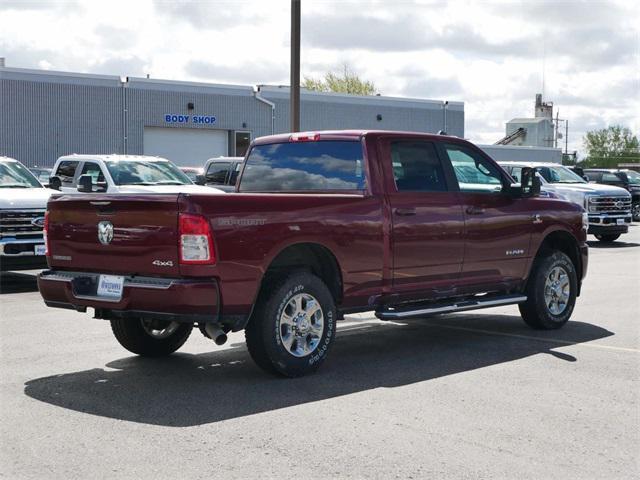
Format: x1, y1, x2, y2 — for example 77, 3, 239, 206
239, 141, 365, 192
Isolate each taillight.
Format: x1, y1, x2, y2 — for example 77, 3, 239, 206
179, 213, 215, 265
43, 211, 50, 256
290, 132, 320, 142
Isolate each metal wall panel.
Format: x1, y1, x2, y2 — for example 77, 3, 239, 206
124, 84, 272, 156
1, 68, 466, 168
0, 78, 124, 167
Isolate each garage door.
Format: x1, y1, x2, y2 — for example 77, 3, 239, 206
143, 127, 228, 167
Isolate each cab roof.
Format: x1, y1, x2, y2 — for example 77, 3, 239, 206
497, 161, 565, 168
57, 154, 171, 162
252, 129, 462, 146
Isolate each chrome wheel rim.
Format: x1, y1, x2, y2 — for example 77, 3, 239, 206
141, 319, 179, 339
544, 266, 571, 316
279, 293, 324, 357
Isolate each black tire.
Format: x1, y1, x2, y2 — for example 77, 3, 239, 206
110, 318, 192, 356
519, 250, 577, 330
594, 233, 621, 242
245, 271, 336, 377
632, 203, 640, 222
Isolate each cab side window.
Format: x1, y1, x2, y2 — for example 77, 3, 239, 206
80, 162, 105, 183
205, 162, 231, 185
391, 141, 448, 192
55, 161, 79, 185
444, 145, 503, 193
602, 172, 624, 184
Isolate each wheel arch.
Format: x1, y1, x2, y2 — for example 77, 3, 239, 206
530, 229, 583, 293
241, 242, 344, 331
263, 242, 343, 303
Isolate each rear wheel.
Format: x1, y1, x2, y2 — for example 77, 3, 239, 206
594, 233, 621, 242
519, 250, 577, 330
245, 271, 336, 377
110, 318, 192, 356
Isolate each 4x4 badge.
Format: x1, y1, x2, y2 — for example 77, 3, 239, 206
97, 221, 114, 245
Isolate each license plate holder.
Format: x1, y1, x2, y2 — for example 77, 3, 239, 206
97, 275, 124, 299
616, 218, 625, 225
34, 244, 46, 256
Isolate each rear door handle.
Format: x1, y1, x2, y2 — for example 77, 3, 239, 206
466, 206, 485, 215
395, 207, 417, 216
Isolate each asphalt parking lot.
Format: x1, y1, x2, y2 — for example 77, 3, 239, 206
1, 226, 639, 479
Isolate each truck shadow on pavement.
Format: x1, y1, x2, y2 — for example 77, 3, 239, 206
587, 240, 640, 249
24, 314, 613, 427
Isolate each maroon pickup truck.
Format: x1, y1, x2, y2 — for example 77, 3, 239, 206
38, 130, 588, 377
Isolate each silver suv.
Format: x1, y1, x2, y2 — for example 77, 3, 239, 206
500, 162, 632, 243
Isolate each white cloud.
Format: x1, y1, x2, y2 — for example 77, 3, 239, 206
0, 0, 638, 156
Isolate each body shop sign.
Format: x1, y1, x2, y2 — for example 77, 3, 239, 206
164, 114, 217, 125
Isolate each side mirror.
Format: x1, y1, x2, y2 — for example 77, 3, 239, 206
77, 174, 93, 193
48, 176, 62, 191
520, 167, 541, 197
508, 167, 540, 198
583, 175, 589, 181
195, 174, 206, 185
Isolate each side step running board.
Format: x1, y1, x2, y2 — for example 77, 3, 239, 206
375, 294, 527, 320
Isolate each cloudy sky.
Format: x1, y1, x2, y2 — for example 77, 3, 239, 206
1, 0, 638, 155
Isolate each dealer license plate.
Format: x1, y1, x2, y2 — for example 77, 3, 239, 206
34, 244, 46, 256
616, 218, 625, 225
97, 275, 124, 299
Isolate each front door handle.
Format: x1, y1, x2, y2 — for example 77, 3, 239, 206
395, 207, 417, 216
466, 206, 485, 215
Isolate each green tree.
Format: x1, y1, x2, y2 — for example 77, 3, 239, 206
303, 65, 377, 96
583, 125, 640, 167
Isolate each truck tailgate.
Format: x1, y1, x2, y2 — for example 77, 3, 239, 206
47, 194, 182, 277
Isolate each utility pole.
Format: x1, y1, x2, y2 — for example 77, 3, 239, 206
565, 119, 569, 155
290, 0, 301, 133
554, 110, 559, 148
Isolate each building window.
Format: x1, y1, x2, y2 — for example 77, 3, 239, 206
235, 131, 251, 157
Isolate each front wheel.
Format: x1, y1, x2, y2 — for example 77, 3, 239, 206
519, 250, 577, 330
245, 271, 336, 377
594, 233, 621, 242
110, 318, 192, 356
632, 203, 640, 222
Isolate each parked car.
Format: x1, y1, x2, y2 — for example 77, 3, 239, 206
195, 156, 244, 192
29, 166, 53, 185
0, 157, 56, 271
500, 162, 632, 242
39, 130, 588, 377
49, 155, 224, 194
179, 166, 204, 183
583, 169, 640, 221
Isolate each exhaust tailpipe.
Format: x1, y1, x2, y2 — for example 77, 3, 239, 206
204, 324, 228, 346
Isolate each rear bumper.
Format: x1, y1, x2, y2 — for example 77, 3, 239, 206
38, 270, 220, 324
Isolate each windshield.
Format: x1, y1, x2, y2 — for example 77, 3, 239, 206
537, 165, 587, 184
0, 161, 43, 188
105, 160, 192, 186
624, 170, 640, 185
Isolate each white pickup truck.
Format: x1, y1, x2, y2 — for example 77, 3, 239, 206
500, 162, 632, 243
0, 157, 56, 271
50, 154, 224, 194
